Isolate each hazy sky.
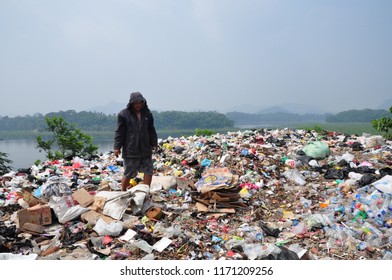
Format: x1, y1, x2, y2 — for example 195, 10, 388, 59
1, 0, 391, 117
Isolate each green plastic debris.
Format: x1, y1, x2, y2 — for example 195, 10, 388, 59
302, 141, 331, 159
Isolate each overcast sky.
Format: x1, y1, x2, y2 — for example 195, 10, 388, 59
0, 0, 391, 117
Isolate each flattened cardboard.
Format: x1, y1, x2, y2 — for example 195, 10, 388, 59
22, 222, 44, 234
90, 196, 107, 212
17, 204, 52, 228
23, 192, 43, 207
195, 202, 235, 214
176, 177, 195, 190
80, 210, 115, 226
72, 188, 94, 208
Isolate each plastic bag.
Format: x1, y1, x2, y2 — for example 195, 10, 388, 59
151, 175, 176, 191
258, 221, 280, 238
0, 253, 38, 260
95, 191, 133, 220
373, 175, 392, 194
302, 141, 331, 159
243, 243, 280, 260
283, 170, 306, 186
41, 176, 73, 201
324, 168, 347, 180
93, 218, 123, 236
262, 246, 299, 260
49, 195, 89, 224
365, 136, 385, 148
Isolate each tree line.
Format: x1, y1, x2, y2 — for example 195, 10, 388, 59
325, 109, 391, 123
0, 108, 390, 133
0, 110, 235, 132
227, 108, 391, 124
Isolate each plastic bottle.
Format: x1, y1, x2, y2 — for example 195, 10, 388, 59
372, 194, 392, 227
357, 241, 367, 251
284, 170, 306, 186
378, 193, 392, 217
361, 221, 383, 237
354, 193, 366, 204
247, 231, 264, 242
360, 204, 377, 219
353, 209, 367, 223
364, 190, 382, 206
300, 197, 312, 208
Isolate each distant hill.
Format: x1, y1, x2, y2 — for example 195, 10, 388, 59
267, 102, 327, 114
226, 104, 264, 114
325, 108, 390, 123
257, 106, 290, 114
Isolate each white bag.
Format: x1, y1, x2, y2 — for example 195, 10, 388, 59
49, 195, 89, 224
95, 191, 133, 220
151, 176, 176, 190
93, 218, 123, 236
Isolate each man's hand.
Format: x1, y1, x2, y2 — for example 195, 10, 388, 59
114, 149, 121, 157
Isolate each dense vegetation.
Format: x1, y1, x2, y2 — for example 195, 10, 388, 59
325, 109, 390, 123
0, 108, 390, 138
371, 106, 392, 139
0, 110, 234, 132
154, 111, 234, 129
36, 116, 98, 160
226, 108, 391, 125
0, 151, 12, 175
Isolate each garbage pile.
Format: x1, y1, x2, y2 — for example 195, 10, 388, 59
1, 128, 392, 260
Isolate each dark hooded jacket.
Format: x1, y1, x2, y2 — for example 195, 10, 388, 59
114, 92, 158, 158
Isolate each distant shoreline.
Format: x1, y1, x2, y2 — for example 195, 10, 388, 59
0, 122, 382, 141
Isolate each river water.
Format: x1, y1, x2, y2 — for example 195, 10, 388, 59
0, 139, 115, 170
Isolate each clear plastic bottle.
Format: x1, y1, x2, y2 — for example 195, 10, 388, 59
364, 190, 382, 206
357, 241, 367, 251
300, 197, 312, 208
360, 204, 377, 219
361, 221, 383, 237
378, 193, 392, 217
355, 193, 366, 204
247, 231, 264, 242
284, 170, 306, 186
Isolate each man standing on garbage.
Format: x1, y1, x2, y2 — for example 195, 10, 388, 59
114, 92, 158, 191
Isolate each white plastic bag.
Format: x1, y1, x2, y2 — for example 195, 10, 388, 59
93, 218, 123, 236
49, 195, 89, 224
151, 176, 176, 190
0, 253, 38, 260
372, 175, 392, 194
95, 191, 133, 220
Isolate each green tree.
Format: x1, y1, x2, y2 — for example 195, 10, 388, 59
371, 106, 392, 139
0, 151, 13, 175
36, 116, 98, 160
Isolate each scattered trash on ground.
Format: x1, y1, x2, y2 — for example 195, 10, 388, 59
1, 129, 392, 260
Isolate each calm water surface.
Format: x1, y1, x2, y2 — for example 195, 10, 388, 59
0, 139, 115, 170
